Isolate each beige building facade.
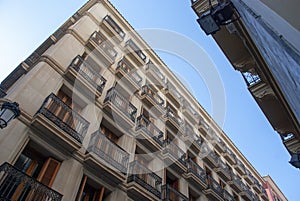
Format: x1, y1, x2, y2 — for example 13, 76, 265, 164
0, 0, 284, 200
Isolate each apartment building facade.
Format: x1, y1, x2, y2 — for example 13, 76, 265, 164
0, 0, 278, 200
191, 0, 300, 168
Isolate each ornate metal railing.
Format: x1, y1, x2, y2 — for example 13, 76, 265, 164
127, 161, 162, 198
0, 88, 6, 98
183, 124, 195, 141
125, 39, 146, 62
36, 93, 89, 143
186, 158, 207, 183
141, 85, 164, 106
207, 176, 223, 197
217, 158, 231, 176
165, 106, 183, 126
163, 139, 186, 166
242, 71, 261, 86
104, 88, 137, 122
89, 31, 117, 61
145, 61, 165, 84
231, 173, 243, 189
136, 115, 163, 146
69, 55, 106, 93
87, 131, 129, 173
103, 15, 125, 39
0, 162, 62, 201
235, 158, 246, 172
165, 81, 183, 101
116, 59, 143, 86
162, 184, 188, 201
223, 189, 235, 201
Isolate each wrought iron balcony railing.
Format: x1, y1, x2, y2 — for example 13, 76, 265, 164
234, 158, 246, 175
116, 59, 143, 86
136, 115, 164, 146
0, 88, 6, 98
127, 161, 162, 199
164, 106, 183, 127
0, 162, 62, 201
186, 158, 207, 184
207, 176, 223, 197
69, 55, 106, 94
223, 189, 234, 201
141, 85, 164, 106
216, 158, 231, 181
87, 131, 129, 173
36, 93, 89, 143
163, 139, 186, 166
103, 15, 125, 39
125, 39, 147, 62
104, 88, 137, 122
228, 173, 243, 193
145, 61, 165, 87
223, 146, 236, 165
162, 184, 188, 201
89, 31, 118, 61
165, 81, 183, 104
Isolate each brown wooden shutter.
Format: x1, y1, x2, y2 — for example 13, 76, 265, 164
37, 157, 61, 187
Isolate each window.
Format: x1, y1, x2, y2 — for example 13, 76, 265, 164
76, 176, 109, 201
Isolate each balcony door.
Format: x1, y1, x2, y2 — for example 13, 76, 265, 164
4, 148, 61, 200
76, 176, 107, 201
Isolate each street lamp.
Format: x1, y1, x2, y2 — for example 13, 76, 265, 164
0, 101, 21, 129
289, 152, 300, 169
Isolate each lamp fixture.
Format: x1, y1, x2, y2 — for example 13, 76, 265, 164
0, 101, 21, 129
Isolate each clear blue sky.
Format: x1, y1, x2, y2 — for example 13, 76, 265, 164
0, 0, 298, 200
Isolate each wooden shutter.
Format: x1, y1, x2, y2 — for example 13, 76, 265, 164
37, 157, 61, 187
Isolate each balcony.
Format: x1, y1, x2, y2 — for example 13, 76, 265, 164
85, 131, 129, 185
162, 139, 187, 174
163, 81, 183, 108
162, 184, 188, 201
215, 158, 231, 181
201, 144, 218, 168
127, 161, 162, 201
203, 176, 223, 201
164, 106, 183, 132
32, 93, 89, 151
223, 189, 235, 201
182, 124, 194, 144
233, 159, 246, 175
243, 169, 254, 185
139, 85, 165, 115
240, 184, 252, 201
86, 31, 117, 66
198, 119, 209, 136
125, 39, 147, 66
0, 88, 6, 98
260, 186, 268, 201
182, 100, 200, 125
191, 0, 220, 16
145, 61, 165, 89
103, 88, 137, 129
228, 173, 243, 193
115, 58, 143, 91
0, 162, 62, 201
66, 55, 106, 98
214, 136, 226, 153
251, 177, 262, 194
101, 15, 125, 43
185, 158, 207, 190
190, 134, 202, 154
282, 133, 300, 156
222, 147, 236, 165
135, 115, 164, 152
